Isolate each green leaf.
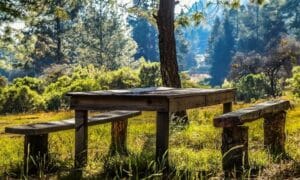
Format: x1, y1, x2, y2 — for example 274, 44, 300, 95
192, 12, 205, 26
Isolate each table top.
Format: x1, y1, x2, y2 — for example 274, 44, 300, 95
67, 87, 236, 112
67, 87, 236, 99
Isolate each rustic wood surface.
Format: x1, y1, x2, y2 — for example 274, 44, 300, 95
264, 111, 286, 156
110, 119, 128, 155
156, 111, 170, 167
221, 126, 249, 177
24, 134, 49, 174
67, 87, 236, 98
68, 87, 236, 112
67, 87, 236, 170
5, 111, 141, 135
214, 100, 290, 127
75, 110, 88, 168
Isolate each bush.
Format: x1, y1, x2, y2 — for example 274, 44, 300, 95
43, 72, 101, 111
235, 74, 269, 102
180, 72, 201, 88
109, 67, 141, 89
12, 76, 45, 94
287, 66, 300, 98
139, 61, 161, 87
0, 85, 45, 114
222, 74, 269, 102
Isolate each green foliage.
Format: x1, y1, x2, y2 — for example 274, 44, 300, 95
12, 77, 44, 94
139, 60, 161, 87
180, 73, 201, 88
0, 85, 45, 113
287, 66, 300, 98
109, 67, 140, 89
223, 74, 269, 102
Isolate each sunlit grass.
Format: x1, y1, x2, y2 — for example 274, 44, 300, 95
0, 99, 299, 178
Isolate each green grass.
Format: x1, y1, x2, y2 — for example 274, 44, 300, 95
0, 101, 299, 179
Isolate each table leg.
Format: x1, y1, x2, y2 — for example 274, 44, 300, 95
223, 102, 232, 113
75, 110, 88, 169
156, 111, 170, 167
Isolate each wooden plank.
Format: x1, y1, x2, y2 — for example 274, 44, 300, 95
110, 119, 128, 155
67, 87, 236, 99
214, 100, 290, 127
264, 111, 286, 156
222, 126, 249, 178
156, 111, 170, 167
168, 91, 235, 112
24, 134, 49, 174
5, 111, 141, 135
223, 102, 233, 114
70, 96, 169, 111
74, 110, 88, 169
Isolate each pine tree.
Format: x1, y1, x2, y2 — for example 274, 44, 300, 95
66, 0, 137, 70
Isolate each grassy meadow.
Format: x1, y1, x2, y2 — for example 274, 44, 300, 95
0, 99, 299, 179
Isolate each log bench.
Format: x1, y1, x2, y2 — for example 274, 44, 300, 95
5, 110, 141, 174
213, 100, 290, 177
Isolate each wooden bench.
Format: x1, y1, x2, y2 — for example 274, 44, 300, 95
5, 110, 141, 174
213, 100, 290, 177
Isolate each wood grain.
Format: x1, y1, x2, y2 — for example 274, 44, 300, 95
214, 100, 290, 127
5, 111, 141, 135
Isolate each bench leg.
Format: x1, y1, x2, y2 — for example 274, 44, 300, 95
24, 134, 49, 174
221, 126, 249, 178
264, 111, 286, 157
75, 110, 88, 170
110, 119, 128, 155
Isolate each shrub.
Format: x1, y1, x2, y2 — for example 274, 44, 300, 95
109, 67, 141, 89
180, 72, 201, 88
287, 66, 300, 98
0, 85, 45, 114
139, 61, 161, 87
12, 76, 45, 94
43, 74, 101, 111
235, 74, 269, 102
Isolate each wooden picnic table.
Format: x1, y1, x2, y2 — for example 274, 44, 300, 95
67, 87, 236, 169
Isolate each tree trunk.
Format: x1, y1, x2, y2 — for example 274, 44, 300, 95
157, 0, 188, 123
157, 0, 181, 88
56, 0, 62, 63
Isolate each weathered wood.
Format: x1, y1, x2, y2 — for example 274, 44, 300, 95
223, 102, 233, 114
156, 112, 170, 167
70, 96, 169, 112
264, 111, 286, 156
24, 134, 48, 174
5, 111, 141, 135
67, 87, 236, 98
69, 89, 236, 112
222, 126, 249, 177
75, 110, 88, 169
214, 100, 290, 127
110, 119, 128, 155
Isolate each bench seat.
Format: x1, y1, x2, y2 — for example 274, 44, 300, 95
213, 99, 290, 177
5, 110, 141, 135
5, 110, 141, 174
214, 100, 290, 127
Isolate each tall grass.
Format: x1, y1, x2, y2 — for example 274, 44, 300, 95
0, 101, 299, 178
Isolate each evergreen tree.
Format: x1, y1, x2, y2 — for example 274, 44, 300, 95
66, 0, 137, 70
209, 12, 236, 86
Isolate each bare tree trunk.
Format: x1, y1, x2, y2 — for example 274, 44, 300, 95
157, 0, 188, 123
157, 0, 181, 88
56, 0, 62, 63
